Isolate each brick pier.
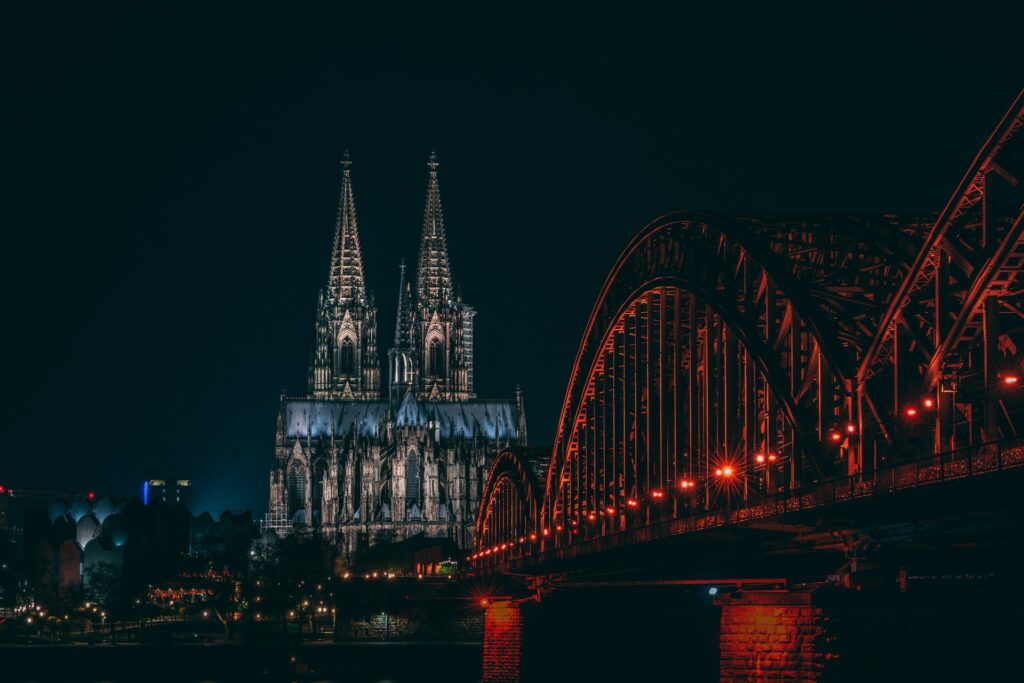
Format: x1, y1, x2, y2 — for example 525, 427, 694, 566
715, 590, 832, 682
482, 600, 523, 683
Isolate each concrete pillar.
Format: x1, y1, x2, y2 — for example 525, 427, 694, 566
715, 590, 832, 682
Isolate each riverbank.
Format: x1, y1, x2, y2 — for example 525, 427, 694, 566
1, 640, 483, 682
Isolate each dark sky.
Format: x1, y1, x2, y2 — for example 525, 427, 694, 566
2, 3, 1021, 515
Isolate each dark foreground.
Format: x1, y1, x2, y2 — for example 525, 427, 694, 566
1, 641, 482, 683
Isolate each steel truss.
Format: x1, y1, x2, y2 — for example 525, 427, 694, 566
473, 90, 1024, 563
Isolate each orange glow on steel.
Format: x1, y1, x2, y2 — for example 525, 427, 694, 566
905, 407, 918, 417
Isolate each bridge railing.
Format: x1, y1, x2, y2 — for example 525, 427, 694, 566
476, 437, 1024, 570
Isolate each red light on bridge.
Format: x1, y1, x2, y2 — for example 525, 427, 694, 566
626, 498, 638, 507
480, 599, 490, 608
587, 512, 597, 521
768, 454, 777, 462
679, 479, 695, 490
923, 397, 935, 408
714, 468, 723, 476
905, 407, 918, 417
755, 453, 765, 464
1004, 375, 1019, 385
605, 505, 616, 514
718, 466, 734, 478
829, 431, 842, 443
542, 528, 550, 537
529, 533, 538, 541
555, 525, 563, 532
845, 423, 856, 435
87, 491, 96, 501
651, 490, 664, 500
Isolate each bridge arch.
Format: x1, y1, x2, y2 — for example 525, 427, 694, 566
476, 448, 543, 554
541, 212, 911, 537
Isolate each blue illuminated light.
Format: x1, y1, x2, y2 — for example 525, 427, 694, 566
143, 480, 150, 505
708, 586, 718, 596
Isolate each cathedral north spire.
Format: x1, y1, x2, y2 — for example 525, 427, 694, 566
309, 151, 380, 401
416, 150, 453, 308
327, 150, 366, 306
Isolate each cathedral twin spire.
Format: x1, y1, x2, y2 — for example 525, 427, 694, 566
327, 151, 366, 306
416, 150, 454, 308
313, 151, 474, 403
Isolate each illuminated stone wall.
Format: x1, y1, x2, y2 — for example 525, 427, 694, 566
717, 590, 833, 682
482, 601, 523, 683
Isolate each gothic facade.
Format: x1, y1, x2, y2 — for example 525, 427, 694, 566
266, 153, 526, 555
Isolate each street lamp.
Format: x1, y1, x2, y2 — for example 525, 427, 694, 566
716, 463, 736, 520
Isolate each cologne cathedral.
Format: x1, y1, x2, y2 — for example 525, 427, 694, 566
265, 153, 527, 556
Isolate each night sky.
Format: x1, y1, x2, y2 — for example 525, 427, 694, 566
2, 3, 1021, 515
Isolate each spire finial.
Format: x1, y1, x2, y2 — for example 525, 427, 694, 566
340, 149, 352, 171
428, 149, 439, 172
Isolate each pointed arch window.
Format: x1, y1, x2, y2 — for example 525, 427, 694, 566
429, 339, 444, 378
406, 449, 421, 516
339, 337, 355, 376
311, 461, 326, 515
287, 462, 307, 516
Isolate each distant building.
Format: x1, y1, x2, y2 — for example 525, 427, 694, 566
145, 479, 192, 507
266, 153, 527, 555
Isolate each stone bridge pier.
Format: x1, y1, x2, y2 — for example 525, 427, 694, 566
481, 583, 1023, 682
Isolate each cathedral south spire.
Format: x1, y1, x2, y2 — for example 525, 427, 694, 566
309, 153, 380, 400
408, 151, 475, 401
416, 150, 454, 308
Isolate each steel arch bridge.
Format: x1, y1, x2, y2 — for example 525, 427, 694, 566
473, 90, 1024, 570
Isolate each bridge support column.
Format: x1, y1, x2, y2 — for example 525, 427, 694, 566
482, 600, 523, 683
715, 590, 833, 682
